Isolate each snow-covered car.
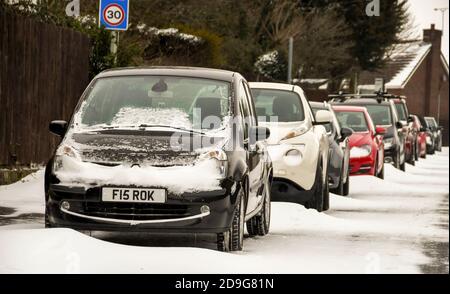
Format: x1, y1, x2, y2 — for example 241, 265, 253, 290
250, 82, 332, 212
333, 106, 386, 179
45, 67, 273, 252
310, 102, 352, 197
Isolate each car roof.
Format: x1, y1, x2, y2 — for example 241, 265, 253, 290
332, 98, 391, 105
95, 66, 237, 82
249, 82, 296, 91
332, 105, 367, 112
309, 101, 328, 108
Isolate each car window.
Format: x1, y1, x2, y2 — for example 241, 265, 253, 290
335, 111, 369, 133
76, 76, 231, 131
238, 82, 252, 139
363, 105, 393, 126
395, 103, 408, 121
251, 89, 305, 123
425, 118, 437, 128
242, 81, 257, 127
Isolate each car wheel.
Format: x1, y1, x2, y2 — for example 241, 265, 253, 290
342, 170, 350, 196
246, 176, 271, 237
322, 172, 330, 211
421, 151, 426, 159
44, 206, 52, 228
332, 164, 346, 196
414, 142, 419, 161
400, 159, 406, 172
217, 186, 245, 252
305, 164, 324, 212
409, 144, 416, 166
377, 161, 385, 180
394, 151, 401, 169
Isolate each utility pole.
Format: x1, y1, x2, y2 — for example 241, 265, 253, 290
111, 31, 119, 65
434, 7, 448, 124
287, 37, 294, 84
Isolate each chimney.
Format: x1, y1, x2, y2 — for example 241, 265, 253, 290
423, 24, 442, 49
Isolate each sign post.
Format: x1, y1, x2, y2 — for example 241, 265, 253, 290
99, 0, 129, 64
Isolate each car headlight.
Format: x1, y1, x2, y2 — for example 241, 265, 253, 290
198, 149, 228, 179
53, 145, 81, 172
383, 138, 394, 149
350, 145, 371, 158
281, 125, 310, 141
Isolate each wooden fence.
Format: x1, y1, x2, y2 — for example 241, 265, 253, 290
0, 8, 90, 166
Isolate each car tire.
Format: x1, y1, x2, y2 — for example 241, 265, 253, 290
246, 177, 271, 237
217, 186, 245, 252
377, 161, 385, 180
342, 170, 350, 196
323, 172, 330, 211
409, 144, 415, 166
400, 160, 406, 172
305, 164, 324, 212
44, 206, 52, 228
414, 142, 419, 161
394, 151, 401, 169
332, 163, 347, 196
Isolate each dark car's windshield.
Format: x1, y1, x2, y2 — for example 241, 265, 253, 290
75, 76, 231, 131
335, 111, 369, 132
251, 89, 305, 122
362, 105, 393, 126
425, 118, 437, 128
395, 103, 408, 121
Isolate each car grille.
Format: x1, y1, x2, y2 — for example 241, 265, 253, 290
82, 202, 190, 221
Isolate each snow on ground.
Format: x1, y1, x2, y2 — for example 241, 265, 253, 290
0, 149, 448, 274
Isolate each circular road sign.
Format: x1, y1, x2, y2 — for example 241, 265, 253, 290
103, 4, 125, 27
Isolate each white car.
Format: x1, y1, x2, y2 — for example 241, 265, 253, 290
249, 82, 332, 211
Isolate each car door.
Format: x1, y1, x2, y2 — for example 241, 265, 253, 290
240, 80, 264, 214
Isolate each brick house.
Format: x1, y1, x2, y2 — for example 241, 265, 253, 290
358, 25, 449, 145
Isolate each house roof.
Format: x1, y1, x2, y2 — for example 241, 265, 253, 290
359, 41, 432, 89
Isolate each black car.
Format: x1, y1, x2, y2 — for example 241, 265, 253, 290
421, 116, 443, 154
45, 67, 273, 252
330, 94, 407, 171
310, 102, 352, 197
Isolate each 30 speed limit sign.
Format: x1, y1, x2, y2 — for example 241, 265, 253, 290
99, 0, 129, 31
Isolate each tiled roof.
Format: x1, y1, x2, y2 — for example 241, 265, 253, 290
359, 41, 432, 89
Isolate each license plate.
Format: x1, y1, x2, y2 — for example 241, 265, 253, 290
102, 187, 166, 203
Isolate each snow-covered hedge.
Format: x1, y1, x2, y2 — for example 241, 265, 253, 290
254, 50, 287, 81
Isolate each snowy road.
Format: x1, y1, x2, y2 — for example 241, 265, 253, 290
0, 149, 448, 274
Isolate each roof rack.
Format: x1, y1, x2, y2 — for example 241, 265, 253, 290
328, 91, 406, 103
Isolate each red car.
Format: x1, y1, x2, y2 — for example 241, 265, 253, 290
411, 114, 427, 159
333, 106, 386, 179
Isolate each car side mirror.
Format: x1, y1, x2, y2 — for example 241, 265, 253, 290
395, 121, 404, 129
49, 120, 68, 137
375, 126, 387, 136
314, 110, 333, 125
250, 126, 270, 144
340, 127, 353, 139
438, 126, 444, 131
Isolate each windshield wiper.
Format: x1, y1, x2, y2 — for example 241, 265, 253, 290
137, 124, 206, 135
